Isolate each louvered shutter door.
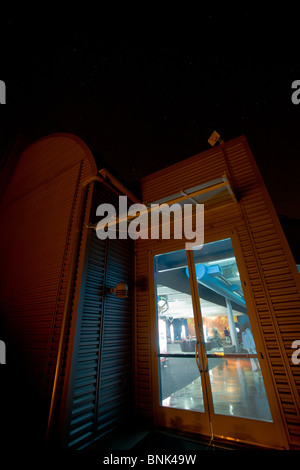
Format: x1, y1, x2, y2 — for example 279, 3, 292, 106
65, 231, 108, 449
64, 183, 134, 449
97, 237, 133, 438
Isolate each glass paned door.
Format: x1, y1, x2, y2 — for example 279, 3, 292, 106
155, 249, 205, 413
153, 238, 282, 446
192, 238, 272, 422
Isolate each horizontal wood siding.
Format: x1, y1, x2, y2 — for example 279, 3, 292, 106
225, 139, 300, 447
0, 134, 97, 438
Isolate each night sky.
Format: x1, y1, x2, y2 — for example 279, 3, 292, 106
1, 6, 300, 225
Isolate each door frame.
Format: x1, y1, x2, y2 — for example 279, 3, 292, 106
148, 234, 289, 449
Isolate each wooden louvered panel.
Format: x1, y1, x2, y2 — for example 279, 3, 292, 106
43, 173, 89, 408
67, 233, 107, 449
97, 237, 133, 438
64, 183, 134, 449
96, 186, 134, 441
0, 161, 80, 384
235, 217, 296, 421
1, 136, 95, 208
43, 155, 97, 412
225, 139, 300, 447
141, 151, 227, 204
0, 133, 97, 442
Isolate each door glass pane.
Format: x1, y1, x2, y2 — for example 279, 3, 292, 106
192, 238, 273, 422
154, 249, 205, 412
161, 358, 204, 412
207, 357, 272, 421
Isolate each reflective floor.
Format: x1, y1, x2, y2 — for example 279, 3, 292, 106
162, 375, 205, 412
162, 357, 273, 422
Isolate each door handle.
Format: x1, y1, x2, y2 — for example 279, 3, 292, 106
200, 339, 209, 372
203, 347, 208, 373
195, 341, 203, 373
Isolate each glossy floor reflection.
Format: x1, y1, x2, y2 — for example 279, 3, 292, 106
162, 358, 273, 422
162, 377, 205, 412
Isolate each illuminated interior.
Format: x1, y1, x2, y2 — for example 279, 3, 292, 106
155, 238, 273, 421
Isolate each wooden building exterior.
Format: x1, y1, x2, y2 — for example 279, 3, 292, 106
0, 133, 299, 450
135, 135, 300, 449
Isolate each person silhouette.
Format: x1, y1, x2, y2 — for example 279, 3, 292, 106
241, 322, 259, 371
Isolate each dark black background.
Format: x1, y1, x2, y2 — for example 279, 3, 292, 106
1, 5, 299, 221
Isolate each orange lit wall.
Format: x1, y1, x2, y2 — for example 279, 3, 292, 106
0, 134, 97, 440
